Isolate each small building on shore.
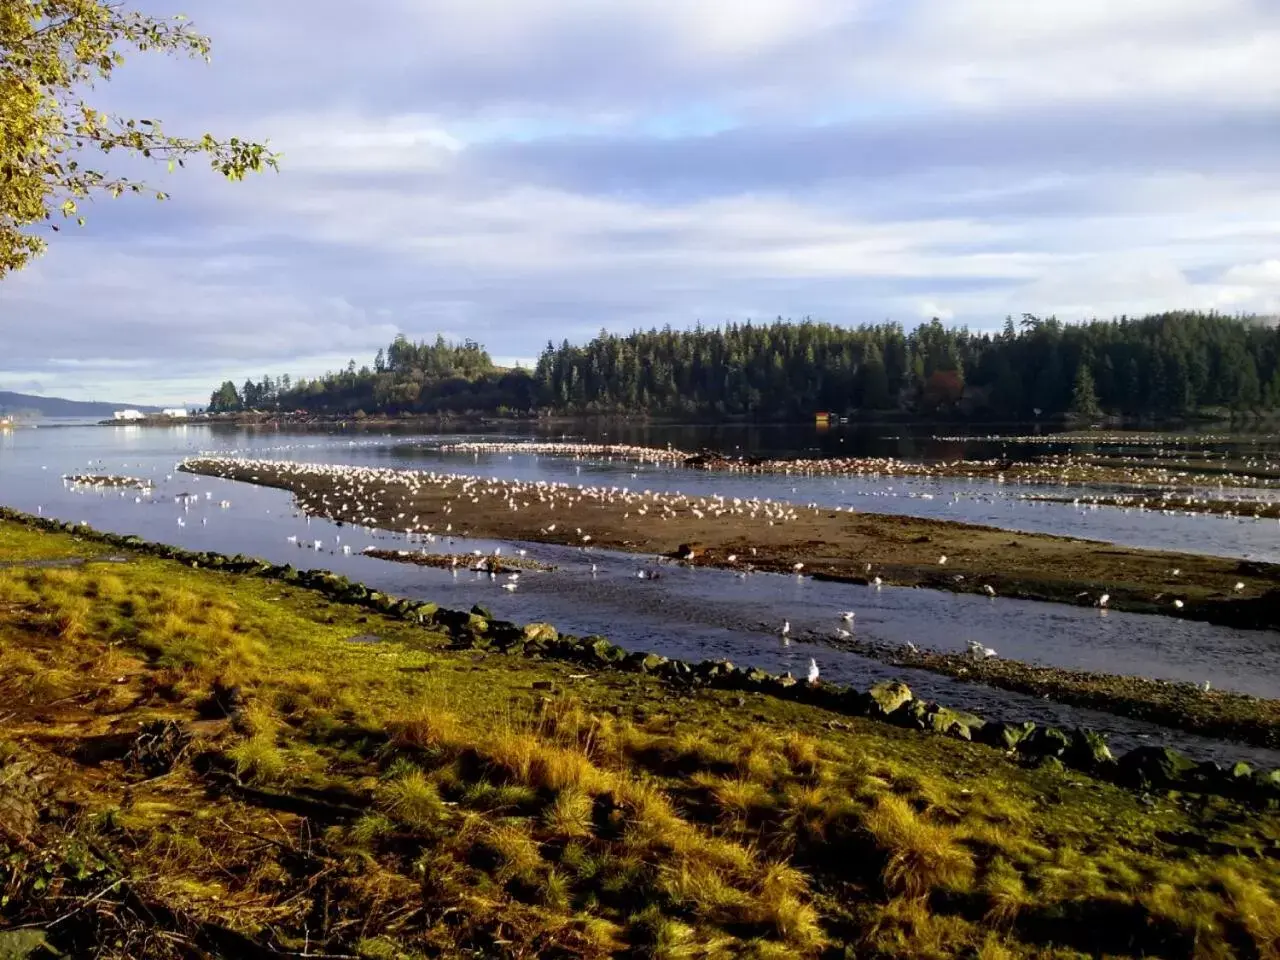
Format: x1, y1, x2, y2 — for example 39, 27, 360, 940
161, 408, 189, 418
112, 409, 145, 421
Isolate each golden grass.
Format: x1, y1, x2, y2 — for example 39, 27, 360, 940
862, 794, 974, 898
3, 519, 1279, 960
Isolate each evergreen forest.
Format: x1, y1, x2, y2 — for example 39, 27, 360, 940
207, 311, 1280, 421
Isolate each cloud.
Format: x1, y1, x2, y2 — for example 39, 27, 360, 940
2, 0, 1279, 402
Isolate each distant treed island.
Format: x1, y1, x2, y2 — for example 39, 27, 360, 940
207, 311, 1280, 421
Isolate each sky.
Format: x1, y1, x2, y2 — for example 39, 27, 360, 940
2, 0, 1280, 405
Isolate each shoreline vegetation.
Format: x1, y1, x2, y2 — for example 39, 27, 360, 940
178, 455, 1280, 632
1, 511, 1278, 957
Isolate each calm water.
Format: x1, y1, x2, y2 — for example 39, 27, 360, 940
2, 422, 1278, 767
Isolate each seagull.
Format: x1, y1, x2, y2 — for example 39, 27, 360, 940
1234, 582, 1245, 592
872, 576, 883, 587
502, 582, 517, 592
807, 658, 820, 684
780, 620, 791, 638
1174, 599, 1185, 609
1201, 680, 1211, 692
938, 555, 948, 565
1098, 593, 1110, 608
792, 562, 804, 573
983, 584, 996, 597
840, 611, 856, 622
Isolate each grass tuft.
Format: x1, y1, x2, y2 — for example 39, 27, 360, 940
864, 794, 974, 898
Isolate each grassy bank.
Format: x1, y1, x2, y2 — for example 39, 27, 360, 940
2, 520, 1280, 959
181, 456, 1280, 632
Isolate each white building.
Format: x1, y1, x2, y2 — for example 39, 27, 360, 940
112, 409, 145, 421
161, 408, 189, 418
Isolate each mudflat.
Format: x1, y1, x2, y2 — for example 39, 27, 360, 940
181, 457, 1280, 630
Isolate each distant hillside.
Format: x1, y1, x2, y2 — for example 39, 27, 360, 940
0, 390, 163, 419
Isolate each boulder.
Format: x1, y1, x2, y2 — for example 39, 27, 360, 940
1251, 768, 1280, 802
522, 623, 559, 645
1117, 746, 1198, 790
585, 637, 625, 664
638, 653, 668, 673
867, 680, 913, 718
1065, 729, 1114, 771
978, 721, 1037, 751
892, 699, 931, 730
1019, 726, 1070, 760
933, 707, 985, 741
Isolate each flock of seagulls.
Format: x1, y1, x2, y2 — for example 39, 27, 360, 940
46, 438, 1272, 707
181, 456, 825, 542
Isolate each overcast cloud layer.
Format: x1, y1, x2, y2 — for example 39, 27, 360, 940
3, 0, 1279, 404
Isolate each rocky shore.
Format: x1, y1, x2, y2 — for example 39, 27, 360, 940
1, 505, 1276, 806
824, 635, 1280, 749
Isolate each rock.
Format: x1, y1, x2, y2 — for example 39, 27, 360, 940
585, 637, 625, 664
1065, 729, 1114, 770
891, 699, 931, 730
523, 623, 559, 645
1020, 726, 1070, 760
867, 680, 913, 718
1229, 761, 1253, 780
639, 653, 668, 673
1252, 769, 1280, 801
466, 613, 490, 634
950, 711, 986, 741
471, 604, 494, 620
1117, 746, 1198, 790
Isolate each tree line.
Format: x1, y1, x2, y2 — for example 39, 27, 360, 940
207, 312, 1280, 421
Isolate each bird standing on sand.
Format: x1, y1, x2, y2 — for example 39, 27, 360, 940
807, 658, 820, 684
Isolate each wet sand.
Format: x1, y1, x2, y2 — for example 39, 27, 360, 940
181, 457, 1280, 631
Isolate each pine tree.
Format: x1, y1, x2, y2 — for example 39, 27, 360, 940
1069, 363, 1101, 417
